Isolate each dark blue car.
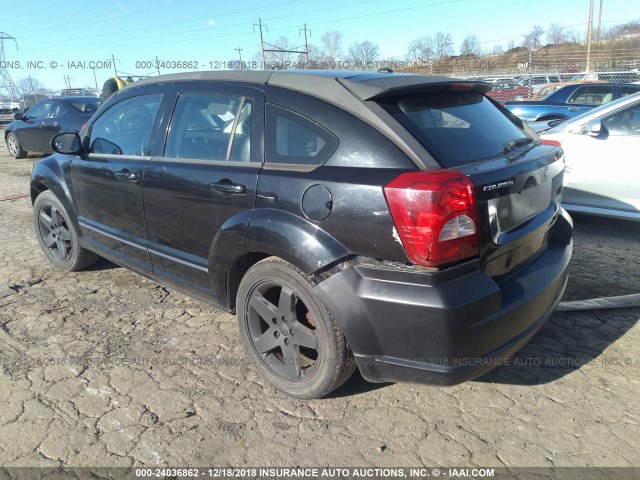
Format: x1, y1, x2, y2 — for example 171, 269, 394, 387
504, 83, 640, 122
5, 96, 102, 159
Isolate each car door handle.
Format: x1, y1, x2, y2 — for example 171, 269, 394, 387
568, 107, 580, 112
115, 170, 138, 182
209, 180, 247, 195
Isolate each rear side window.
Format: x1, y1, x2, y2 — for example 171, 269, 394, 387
621, 85, 640, 97
266, 104, 337, 166
380, 92, 530, 167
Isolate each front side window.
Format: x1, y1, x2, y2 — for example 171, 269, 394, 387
380, 91, 531, 167
602, 103, 640, 136
164, 93, 252, 162
89, 94, 162, 156
568, 86, 614, 105
25, 102, 52, 119
266, 104, 338, 165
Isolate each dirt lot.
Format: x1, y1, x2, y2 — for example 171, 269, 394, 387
0, 120, 638, 469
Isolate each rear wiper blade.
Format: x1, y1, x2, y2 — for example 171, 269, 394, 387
502, 137, 533, 154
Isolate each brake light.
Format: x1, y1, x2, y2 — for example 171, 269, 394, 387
449, 83, 474, 91
384, 170, 479, 267
539, 139, 561, 147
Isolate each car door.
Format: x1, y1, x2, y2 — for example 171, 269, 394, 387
143, 84, 263, 302
562, 102, 640, 213
70, 90, 166, 275
37, 101, 67, 152
16, 101, 53, 151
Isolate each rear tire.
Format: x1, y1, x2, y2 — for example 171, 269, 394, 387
33, 191, 100, 271
6, 132, 27, 159
236, 257, 356, 399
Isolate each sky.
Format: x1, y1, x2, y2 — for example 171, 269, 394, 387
0, 0, 637, 91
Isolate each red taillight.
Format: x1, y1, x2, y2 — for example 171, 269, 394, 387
384, 170, 479, 267
539, 139, 561, 147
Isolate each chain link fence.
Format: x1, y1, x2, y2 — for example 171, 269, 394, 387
401, 43, 640, 101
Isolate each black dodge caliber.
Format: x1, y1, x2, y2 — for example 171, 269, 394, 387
31, 70, 573, 399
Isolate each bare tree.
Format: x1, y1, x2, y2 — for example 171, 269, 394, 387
460, 35, 482, 56
522, 25, 544, 50
565, 29, 583, 44
491, 44, 504, 55
434, 32, 454, 59
546, 23, 567, 45
298, 44, 323, 66
406, 36, 435, 63
263, 35, 295, 69
347, 40, 380, 65
16, 77, 45, 94
320, 30, 344, 65
506, 39, 517, 51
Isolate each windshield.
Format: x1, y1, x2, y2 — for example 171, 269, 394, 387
380, 91, 532, 167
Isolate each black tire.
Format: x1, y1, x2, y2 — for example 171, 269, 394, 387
237, 257, 356, 399
33, 191, 100, 271
6, 132, 27, 159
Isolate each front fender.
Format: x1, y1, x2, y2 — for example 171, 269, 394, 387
30, 155, 79, 226
246, 208, 350, 274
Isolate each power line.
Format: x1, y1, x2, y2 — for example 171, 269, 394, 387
15, 0, 304, 45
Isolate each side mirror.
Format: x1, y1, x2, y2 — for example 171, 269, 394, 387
51, 133, 82, 155
14, 113, 24, 121
584, 118, 601, 136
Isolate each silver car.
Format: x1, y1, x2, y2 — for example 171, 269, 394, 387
540, 92, 640, 221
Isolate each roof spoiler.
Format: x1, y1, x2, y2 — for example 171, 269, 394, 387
338, 76, 493, 101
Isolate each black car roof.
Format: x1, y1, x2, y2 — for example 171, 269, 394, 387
54, 96, 102, 101
126, 69, 490, 100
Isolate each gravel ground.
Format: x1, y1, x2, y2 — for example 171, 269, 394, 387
0, 120, 638, 470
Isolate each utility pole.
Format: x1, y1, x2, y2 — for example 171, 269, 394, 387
155, 56, 161, 75
596, 0, 604, 43
234, 47, 243, 69
254, 18, 268, 69
28, 75, 35, 93
91, 68, 99, 91
300, 23, 311, 65
111, 54, 119, 77
586, 0, 594, 72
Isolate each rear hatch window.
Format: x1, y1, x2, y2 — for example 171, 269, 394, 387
379, 91, 532, 168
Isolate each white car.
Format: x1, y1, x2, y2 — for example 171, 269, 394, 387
540, 92, 640, 221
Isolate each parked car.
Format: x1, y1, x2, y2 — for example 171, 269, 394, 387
5, 96, 103, 158
486, 80, 531, 101
31, 71, 572, 399
531, 80, 606, 100
516, 74, 562, 95
505, 83, 640, 122
540, 92, 640, 220
0, 99, 21, 113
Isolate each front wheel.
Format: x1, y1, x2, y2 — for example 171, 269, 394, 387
6, 132, 27, 159
33, 191, 100, 271
236, 257, 356, 399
